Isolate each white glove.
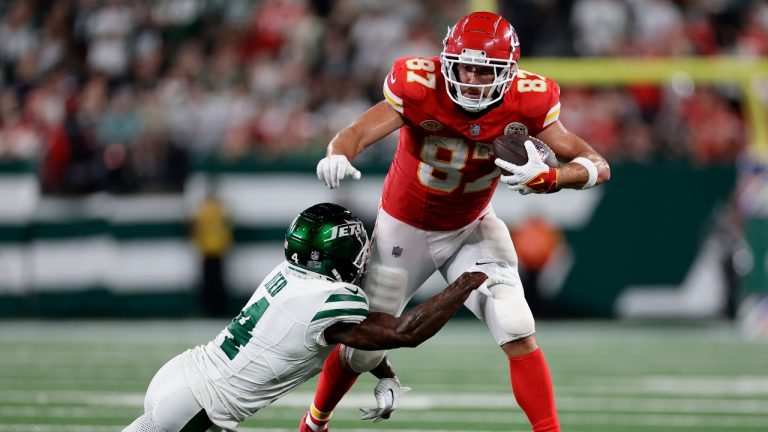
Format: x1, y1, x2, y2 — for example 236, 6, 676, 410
316, 154, 361, 189
494, 140, 550, 194
359, 377, 411, 422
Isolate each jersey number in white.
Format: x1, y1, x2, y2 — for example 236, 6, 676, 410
220, 272, 286, 360
517, 70, 547, 93
417, 136, 498, 193
405, 58, 436, 89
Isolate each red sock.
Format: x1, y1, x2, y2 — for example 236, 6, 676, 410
508, 348, 560, 432
310, 346, 360, 418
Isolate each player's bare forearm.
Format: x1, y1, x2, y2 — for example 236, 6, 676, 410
537, 121, 611, 189
327, 101, 405, 161
555, 138, 610, 189
369, 356, 396, 379
324, 272, 487, 350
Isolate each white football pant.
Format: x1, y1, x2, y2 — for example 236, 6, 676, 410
122, 354, 225, 432
344, 206, 534, 373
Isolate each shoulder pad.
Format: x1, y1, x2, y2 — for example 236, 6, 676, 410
383, 56, 441, 113
513, 70, 561, 118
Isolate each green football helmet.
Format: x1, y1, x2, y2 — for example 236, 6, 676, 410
284, 203, 370, 284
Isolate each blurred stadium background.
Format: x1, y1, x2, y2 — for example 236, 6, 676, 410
0, 0, 767, 430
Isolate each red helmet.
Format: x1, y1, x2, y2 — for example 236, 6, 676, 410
440, 12, 520, 112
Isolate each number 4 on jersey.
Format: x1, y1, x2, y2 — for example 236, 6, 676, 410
220, 272, 286, 360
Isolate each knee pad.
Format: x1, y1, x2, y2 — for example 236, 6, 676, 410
345, 347, 387, 374
489, 281, 535, 338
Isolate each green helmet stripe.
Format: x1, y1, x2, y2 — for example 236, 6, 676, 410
326, 294, 367, 303
312, 308, 368, 321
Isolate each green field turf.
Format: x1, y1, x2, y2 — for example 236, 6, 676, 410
0, 319, 766, 432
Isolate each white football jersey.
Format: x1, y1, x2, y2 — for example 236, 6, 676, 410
182, 261, 369, 430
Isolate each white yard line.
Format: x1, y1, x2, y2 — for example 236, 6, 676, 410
0, 427, 527, 432
2, 390, 768, 414
2, 411, 768, 431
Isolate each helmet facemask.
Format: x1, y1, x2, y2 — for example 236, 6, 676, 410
327, 219, 370, 285
439, 12, 521, 113
441, 48, 517, 112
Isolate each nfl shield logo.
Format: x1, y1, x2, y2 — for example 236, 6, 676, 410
391, 246, 403, 258
310, 251, 320, 261
469, 124, 481, 136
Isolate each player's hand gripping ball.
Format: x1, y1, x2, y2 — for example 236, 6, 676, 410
493, 135, 560, 194
492, 134, 558, 172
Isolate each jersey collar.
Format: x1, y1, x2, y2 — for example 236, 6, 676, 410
285, 262, 334, 281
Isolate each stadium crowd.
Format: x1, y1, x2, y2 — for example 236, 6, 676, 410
0, 0, 764, 193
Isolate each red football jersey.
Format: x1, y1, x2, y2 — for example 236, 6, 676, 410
380, 56, 561, 231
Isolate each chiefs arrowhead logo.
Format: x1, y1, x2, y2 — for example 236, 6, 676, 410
420, 120, 444, 131
504, 122, 528, 136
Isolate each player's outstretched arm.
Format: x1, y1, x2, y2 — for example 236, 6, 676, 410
326, 101, 405, 161
324, 271, 488, 350
317, 101, 404, 189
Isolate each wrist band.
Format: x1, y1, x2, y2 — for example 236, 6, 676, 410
571, 157, 598, 189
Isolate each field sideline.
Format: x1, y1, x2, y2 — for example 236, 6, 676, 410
1, 319, 766, 432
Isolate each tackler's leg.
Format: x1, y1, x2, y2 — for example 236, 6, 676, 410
444, 213, 560, 432
124, 354, 220, 432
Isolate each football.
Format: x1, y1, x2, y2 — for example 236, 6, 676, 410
492, 134, 559, 175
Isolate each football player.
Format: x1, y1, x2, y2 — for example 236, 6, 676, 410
307, 11, 611, 432
122, 203, 488, 432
